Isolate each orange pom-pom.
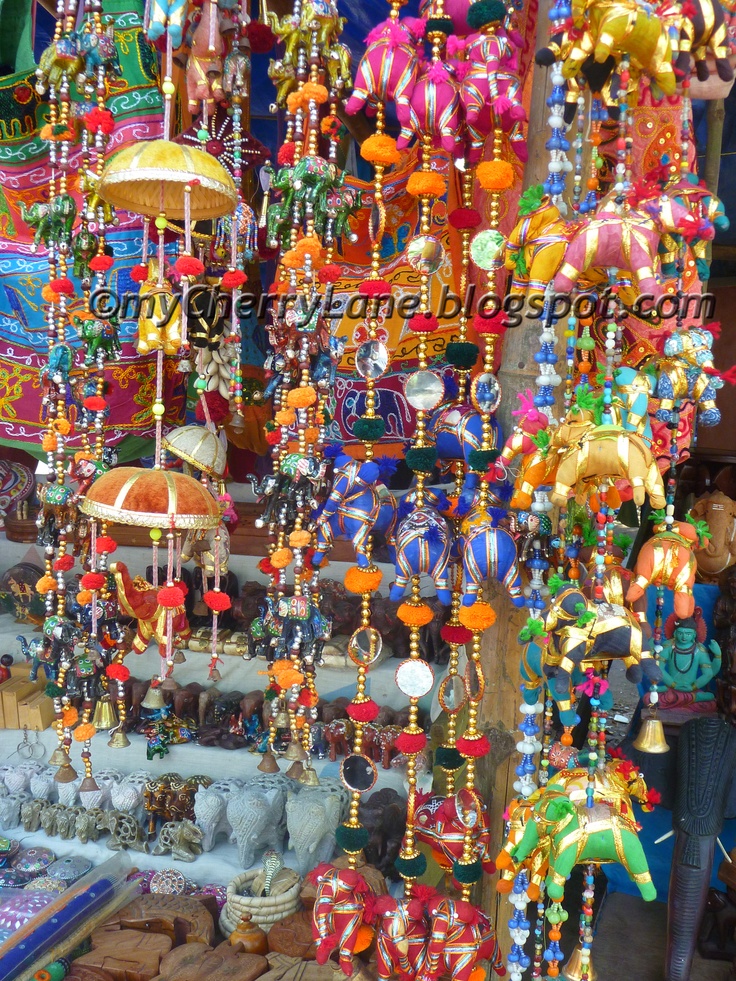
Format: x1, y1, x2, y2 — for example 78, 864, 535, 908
275, 409, 296, 426
271, 548, 294, 569
344, 566, 383, 594
281, 249, 303, 270
406, 171, 447, 198
76, 590, 93, 605
286, 91, 302, 113
303, 427, 320, 444
495, 851, 514, 870
41, 285, 58, 303
73, 722, 96, 741
286, 386, 317, 408
62, 707, 79, 727
496, 877, 513, 894
361, 134, 401, 166
289, 530, 312, 548
476, 160, 515, 191
301, 81, 329, 104
36, 575, 57, 595
42, 433, 58, 452
354, 924, 374, 954
53, 418, 71, 435
397, 601, 435, 627
458, 601, 496, 631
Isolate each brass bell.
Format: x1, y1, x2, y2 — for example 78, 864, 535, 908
54, 762, 78, 783
274, 708, 290, 728
48, 745, 71, 767
562, 944, 597, 981
92, 696, 118, 732
108, 727, 131, 749
283, 738, 308, 762
141, 682, 166, 711
79, 775, 100, 793
632, 714, 670, 754
286, 760, 304, 781
298, 765, 320, 787
257, 748, 280, 773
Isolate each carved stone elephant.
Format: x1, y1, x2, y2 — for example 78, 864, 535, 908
194, 788, 231, 852
21, 798, 51, 833
286, 790, 341, 876
227, 785, 286, 869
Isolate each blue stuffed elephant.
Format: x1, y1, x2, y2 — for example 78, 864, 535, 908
460, 506, 524, 607
389, 504, 453, 605
656, 327, 722, 428
519, 640, 615, 727
431, 402, 503, 509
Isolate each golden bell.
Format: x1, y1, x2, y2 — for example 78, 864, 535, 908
92, 696, 118, 732
48, 746, 71, 767
108, 727, 131, 749
562, 944, 597, 981
283, 739, 308, 762
286, 760, 304, 781
632, 715, 670, 754
79, 776, 100, 793
54, 762, 78, 783
257, 749, 280, 773
141, 682, 166, 711
274, 708, 290, 728
298, 765, 320, 787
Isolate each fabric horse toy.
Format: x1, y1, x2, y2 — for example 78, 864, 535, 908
313, 456, 396, 568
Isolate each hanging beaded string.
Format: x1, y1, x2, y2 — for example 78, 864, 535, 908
544, 64, 569, 209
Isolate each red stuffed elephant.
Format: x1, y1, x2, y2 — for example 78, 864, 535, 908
626, 520, 705, 618
413, 789, 496, 877
420, 897, 505, 981
110, 561, 191, 663
310, 864, 375, 976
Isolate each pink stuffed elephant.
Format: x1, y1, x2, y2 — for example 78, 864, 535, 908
398, 60, 464, 155
554, 195, 694, 298
345, 16, 425, 129
186, 1, 225, 112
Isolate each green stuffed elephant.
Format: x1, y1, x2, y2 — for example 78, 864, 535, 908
511, 781, 656, 902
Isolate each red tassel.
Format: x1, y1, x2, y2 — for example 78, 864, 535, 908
83, 396, 107, 412
449, 207, 481, 229
441, 624, 473, 645
89, 254, 114, 272
278, 142, 296, 165
258, 558, 276, 576
318, 263, 343, 284
53, 555, 74, 572
204, 589, 231, 612
266, 429, 281, 446
195, 391, 230, 424
408, 313, 439, 333
358, 279, 392, 296
50, 277, 74, 296
346, 699, 379, 722
80, 572, 106, 590
395, 730, 427, 755
107, 663, 130, 681
473, 313, 507, 336
246, 21, 276, 54
456, 733, 491, 757
222, 269, 247, 290
175, 256, 205, 276
157, 585, 185, 608
130, 264, 149, 283
95, 536, 118, 554
83, 107, 115, 134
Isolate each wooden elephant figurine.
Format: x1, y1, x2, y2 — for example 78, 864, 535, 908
422, 896, 505, 981
324, 718, 353, 760
544, 585, 662, 699
626, 519, 705, 617
505, 187, 572, 297
551, 423, 666, 509
511, 781, 657, 901
690, 491, 736, 581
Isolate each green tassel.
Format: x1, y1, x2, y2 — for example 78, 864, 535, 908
405, 447, 438, 474
467, 0, 507, 30
446, 342, 479, 370
468, 448, 500, 473
453, 859, 483, 883
435, 746, 465, 771
425, 16, 455, 34
395, 853, 427, 879
336, 824, 370, 853
352, 417, 386, 442
45, 682, 63, 698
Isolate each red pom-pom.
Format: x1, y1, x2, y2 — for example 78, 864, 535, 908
408, 313, 439, 333
473, 312, 507, 335
157, 585, 185, 608
195, 390, 230, 424
83, 396, 107, 412
277, 142, 296, 166
84, 107, 115, 135
395, 730, 428, 755
265, 429, 281, 446
258, 557, 276, 576
89, 254, 114, 272
449, 207, 482, 229
96, 536, 118, 554
346, 699, 380, 723
441, 624, 473, 645
53, 555, 75, 572
222, 269, 247, 290
130, 264, 149, 283
246, 21, 276, 53
203, 589, 232, 612
175, 256, 205, 276
318, 263, 343, 284
50, 277, 74, 296
176, 579, 189, 598
358, 279, 392, 297
456, 733, 491, 757
107, 663, 131, 681
81, 572, 106, 590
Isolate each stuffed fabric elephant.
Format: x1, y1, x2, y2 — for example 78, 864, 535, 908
505, 189, 572, 297
398, 61, 464, 156
496, 795, 549, 901
389, 505, 454, 605
423, 896, 505, 981
656, 327, 723, 428
658, 174, 729, 281
659, 0, 733, 82
431, 402, 502, 509
460, 505, 524, 607
520, 640, 615, 727
227, 785, 286, 869
611, 366, 655, 442
413, 790, 497, 877
690, 491, 736, 580
146, 0, 190, 48
512, 781, 656, 902
287, 790, 342, 876
110, 561, 190, 659
309, 863, 375, 976
373, 895, 429, 980
627, 520, 704, 618
345, 16, 425, 123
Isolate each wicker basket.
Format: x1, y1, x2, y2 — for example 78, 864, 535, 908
220, 867, 302, 932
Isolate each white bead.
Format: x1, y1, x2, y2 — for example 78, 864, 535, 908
551, 72, 565, 85
548, 161, 563, 173
563, 159, 574, 172
615, 181, 625, 191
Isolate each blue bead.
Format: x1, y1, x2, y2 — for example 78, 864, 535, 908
520, 956, 532, 969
